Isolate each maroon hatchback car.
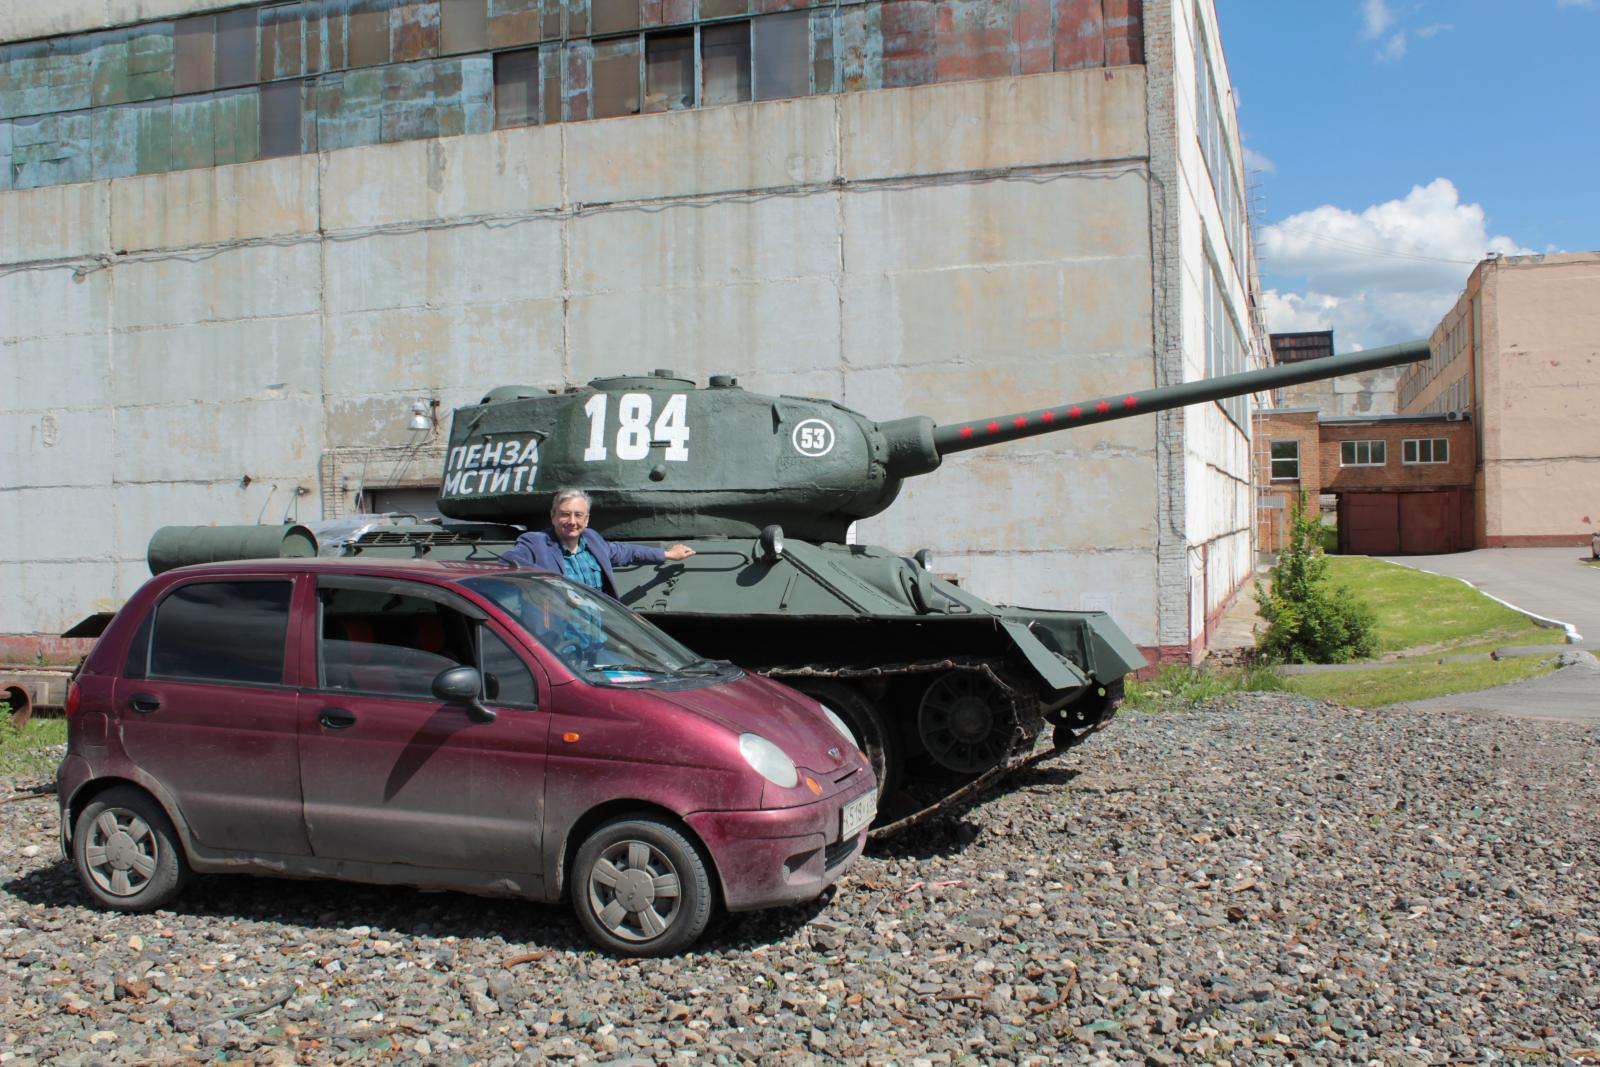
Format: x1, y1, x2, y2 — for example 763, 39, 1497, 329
57, 558, 876, 955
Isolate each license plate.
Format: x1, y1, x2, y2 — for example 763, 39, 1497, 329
840, 788, 877, 840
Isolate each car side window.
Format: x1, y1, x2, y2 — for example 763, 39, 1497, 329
149, 580, 293, 686
478, 625, 538, 708
319, 584, 473, 700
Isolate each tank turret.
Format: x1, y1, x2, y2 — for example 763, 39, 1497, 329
437, 341, 1428, 542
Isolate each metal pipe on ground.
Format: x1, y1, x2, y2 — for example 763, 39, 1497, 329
2, 680, 33, 730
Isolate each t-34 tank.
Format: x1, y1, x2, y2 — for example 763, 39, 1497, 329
148, 340, 1426, 829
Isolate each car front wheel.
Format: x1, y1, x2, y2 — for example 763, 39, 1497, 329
572, 816, 713, 956
72, 786, 188, 911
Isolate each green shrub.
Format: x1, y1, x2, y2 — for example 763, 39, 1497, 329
1255, 494, 1377, 664
1312, 520, 1338, 555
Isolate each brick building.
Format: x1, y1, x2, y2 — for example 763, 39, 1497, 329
2, 0, 1267, 665
1255, 407, 1476, 555
1396, 252, 1600, 548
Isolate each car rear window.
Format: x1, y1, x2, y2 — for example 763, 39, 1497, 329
149, 580, 293, 686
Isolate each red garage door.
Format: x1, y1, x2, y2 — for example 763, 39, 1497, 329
1340, 490, 1468, 555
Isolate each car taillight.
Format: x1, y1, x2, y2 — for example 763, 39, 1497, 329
64, 680, 82, 718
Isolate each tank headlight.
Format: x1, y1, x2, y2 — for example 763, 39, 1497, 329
914, 548, 934, 571
819, 704, 857, 745
759, 524, 785, 563
739, 733, 798, 788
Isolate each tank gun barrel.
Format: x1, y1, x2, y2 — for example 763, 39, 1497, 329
928, 339, 1429, 458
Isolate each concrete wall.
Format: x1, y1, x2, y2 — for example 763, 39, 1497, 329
2, 1, 237, 43
2, 66, 1171, 648
1478, 253, 1600, 546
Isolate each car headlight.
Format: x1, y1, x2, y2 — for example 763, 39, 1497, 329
739, 733, 798, 788
818, 704, 857, 746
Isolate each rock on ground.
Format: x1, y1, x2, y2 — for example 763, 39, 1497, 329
3, 693, 1599, 1065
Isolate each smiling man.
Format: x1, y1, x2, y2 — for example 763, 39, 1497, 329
503, 488, 694, 597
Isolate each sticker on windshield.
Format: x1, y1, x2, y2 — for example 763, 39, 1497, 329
599, 669, 653, 684
791, 418, 836, 457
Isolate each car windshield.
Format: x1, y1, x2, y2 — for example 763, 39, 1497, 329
460, 573, 725, 684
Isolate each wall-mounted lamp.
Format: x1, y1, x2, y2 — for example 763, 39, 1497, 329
409, 397, 440, 432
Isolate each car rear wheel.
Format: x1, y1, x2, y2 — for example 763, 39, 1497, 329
572, 816, 713, 956
73, 786, 188, 911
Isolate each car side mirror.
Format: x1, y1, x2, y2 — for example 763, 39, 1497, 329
432, 665, 495, 723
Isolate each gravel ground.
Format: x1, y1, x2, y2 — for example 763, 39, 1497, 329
4, 692, 1600, 1066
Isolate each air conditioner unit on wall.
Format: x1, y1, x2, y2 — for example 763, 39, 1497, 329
1444, 410, 1464, 421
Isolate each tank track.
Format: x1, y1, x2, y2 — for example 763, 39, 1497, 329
761, 657, 1074, 837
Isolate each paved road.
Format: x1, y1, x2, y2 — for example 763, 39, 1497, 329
1378, 546, 1600, 721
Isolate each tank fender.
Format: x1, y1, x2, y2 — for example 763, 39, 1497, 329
999, 619, 1088, 690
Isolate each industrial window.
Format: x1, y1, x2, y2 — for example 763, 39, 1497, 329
439, 0, 489, 55
644, 30, 695, 112
1270, 440, 1299, 481
592, 37, 642, 118
1339, 440, 1386, 467
1402, 438, 1448, 465
259, 78, 304, 157
347, 2, 393, 69
493, 48, 540, 127
753, 11, 809, 101
215, 8, 260, 88
591, 0, 642, 37
702, 22, 752, 106
174, 16, 216, 94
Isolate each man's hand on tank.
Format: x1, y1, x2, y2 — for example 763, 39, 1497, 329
664, 544, 695, 561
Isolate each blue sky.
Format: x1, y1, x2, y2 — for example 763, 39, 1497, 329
1215, 0, 1599, 349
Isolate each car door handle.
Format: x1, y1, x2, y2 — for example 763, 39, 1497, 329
128, 693, 161, 714
317, 707, 358, 729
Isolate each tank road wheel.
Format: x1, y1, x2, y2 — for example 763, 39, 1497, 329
917, 670, 1024, 775
790, 680, 900, 804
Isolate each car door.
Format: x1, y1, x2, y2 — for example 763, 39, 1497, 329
114, 574, 312, 856
296, 573, 549, 881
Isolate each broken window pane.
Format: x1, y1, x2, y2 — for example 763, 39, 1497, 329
541, 43, 562, 122
348, 2, 392, 68
591, 37, 640, 118
644, 30, 693, 112
494, 48, 539, 127
259, 77, 302, 156
753, 11, 808, 101
439, 0, 488, 54
591, 0, 641, 37
702, 22, 750, 106
174, 15, 215, 95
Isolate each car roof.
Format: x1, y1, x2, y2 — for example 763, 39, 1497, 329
161, 556, 539, 585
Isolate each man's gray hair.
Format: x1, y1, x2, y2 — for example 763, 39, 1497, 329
550, 487, 592, 512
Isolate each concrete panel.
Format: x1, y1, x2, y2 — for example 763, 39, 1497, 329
842, 169, 1148, 274
841, 256, 1151, 369
110, 241, 321, 329
0, 264, 110, 340
924, 549, 1160, 646
0, 333, 110, 411
0, 560, 121, 636
841, 355, 1157, 449
2, 408, 115, 488
114, 395, 323, 482
323, 220, 564, 313
841, 69, 1147, 181
570, 193, 840, 295
12, 486, 116, 561
320, 127, 563, 231
111, 316, 323, 407
872, 450, 1157, 553
569, 278, 842, 384
566, 94, 838, 204
323, 298, 565, 402
109, 155, 319, 252
0, 182, 109, 263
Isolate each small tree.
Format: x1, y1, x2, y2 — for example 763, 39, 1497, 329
1255, 493, 1377, 664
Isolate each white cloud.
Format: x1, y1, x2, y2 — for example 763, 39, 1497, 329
1416, 23, 1454, 38
1258, 179, 1535, 349
1377, 31, 1408, 61
1242, 146, 1276, 176
1361, 0, 1394, 37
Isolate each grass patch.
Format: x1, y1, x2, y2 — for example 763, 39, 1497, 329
1321, 556, 1555, 655
0, 716, 66, 778
1282, 654, 1563, 707
1126, 663, 1287, 711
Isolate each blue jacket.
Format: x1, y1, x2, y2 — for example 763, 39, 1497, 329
501, 528, 666, 597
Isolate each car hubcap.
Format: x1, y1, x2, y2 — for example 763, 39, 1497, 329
84, 809, 159, 897
587, 840, 682, 942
